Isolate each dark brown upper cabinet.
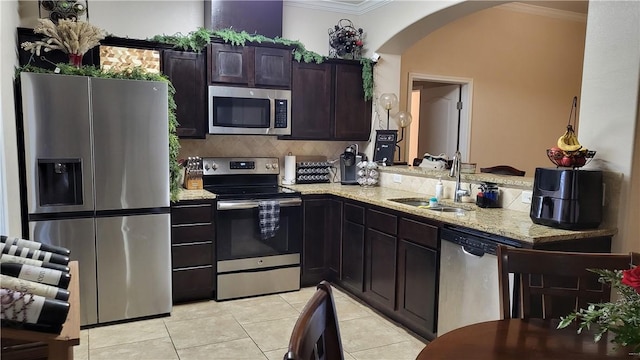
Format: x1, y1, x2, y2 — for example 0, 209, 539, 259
287, 60, 372, 141
162, 50, 207, 139
333, 62, 372, 140
207, 43, 291, 89
290, 61, 333, 139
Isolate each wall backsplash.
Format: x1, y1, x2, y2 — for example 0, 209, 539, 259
378, 170, 622, 229
179, 135, 367, 164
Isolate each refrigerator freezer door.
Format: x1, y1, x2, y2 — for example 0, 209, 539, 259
90, 78, 170, 211
96, 213, 172, 323
29, 217, 98, 326
20, 72, 95, 215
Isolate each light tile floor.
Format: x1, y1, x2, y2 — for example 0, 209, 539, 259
74, 286, 428, 360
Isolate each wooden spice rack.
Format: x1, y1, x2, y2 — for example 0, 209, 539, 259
1, 261, 81, 360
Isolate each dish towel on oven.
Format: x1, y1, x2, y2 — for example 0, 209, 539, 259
259, 200, 280, 240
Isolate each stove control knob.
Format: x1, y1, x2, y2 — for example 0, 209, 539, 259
266, 163, 273, 170
204, 163, 210, 171
211, 163, 218, 171
272, 163, 279, 169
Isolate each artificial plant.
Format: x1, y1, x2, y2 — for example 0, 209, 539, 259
150, 27, 374, 100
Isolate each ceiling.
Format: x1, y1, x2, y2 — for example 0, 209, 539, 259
288, 0, 588, 16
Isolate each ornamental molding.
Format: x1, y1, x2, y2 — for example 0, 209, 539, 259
284, 0, 392, 16
498, 2, 587, 23
285, 1, 587, 22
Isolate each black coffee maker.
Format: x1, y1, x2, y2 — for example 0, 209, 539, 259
340, 144, 363, 185
530, 168, 603, 230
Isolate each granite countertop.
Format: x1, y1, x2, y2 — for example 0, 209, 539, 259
176, 183, 617, 245
284, 183, 617, 245
176, 188, 216, 201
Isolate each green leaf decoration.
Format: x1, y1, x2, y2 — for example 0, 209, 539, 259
360, 58, 374, 101
16, 64, 182, 202
150, 27, 374, 99
556, 267, 640, 351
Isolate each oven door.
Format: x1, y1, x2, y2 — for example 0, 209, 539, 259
215, 197, 302, 300
216, 197, 302, 262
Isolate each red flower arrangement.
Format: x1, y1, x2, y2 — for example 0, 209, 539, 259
558, 265, 640, 351
622, 266, 640, 292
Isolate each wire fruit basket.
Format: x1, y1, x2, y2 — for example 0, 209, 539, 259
547, 148, 596, 168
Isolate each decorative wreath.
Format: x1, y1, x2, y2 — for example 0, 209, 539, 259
328, 19, 364, 59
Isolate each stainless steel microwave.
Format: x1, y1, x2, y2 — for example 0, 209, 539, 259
208, 86, 291, 135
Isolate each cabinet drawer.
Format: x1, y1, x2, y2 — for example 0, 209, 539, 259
172, 242, 213, 268
344, 203, 365, 224
367, 209, 397, 235
399, 218, 439, 249
172, 266, 214, 303
171, 204, 213, 225
171, 223, 213, 244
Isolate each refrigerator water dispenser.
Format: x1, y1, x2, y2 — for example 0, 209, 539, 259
37, 159, 83, 206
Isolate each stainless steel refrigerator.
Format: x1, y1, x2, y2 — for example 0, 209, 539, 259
18, 72, 172, 326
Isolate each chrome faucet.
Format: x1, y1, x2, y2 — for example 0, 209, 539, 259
449, 151, 470, 202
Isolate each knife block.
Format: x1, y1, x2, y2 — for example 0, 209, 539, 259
183, 169, 203, 190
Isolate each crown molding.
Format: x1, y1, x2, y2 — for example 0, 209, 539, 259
284, 0, 392, 16
498, 2, 587, 22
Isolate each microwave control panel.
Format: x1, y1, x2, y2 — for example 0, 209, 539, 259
274, 99, 288, 128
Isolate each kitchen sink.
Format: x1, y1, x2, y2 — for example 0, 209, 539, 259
388, 198, 473, 213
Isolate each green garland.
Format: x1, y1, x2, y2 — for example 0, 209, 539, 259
360, 58, 374, 101
16, 64, 182, 202
150, 28, 374, 100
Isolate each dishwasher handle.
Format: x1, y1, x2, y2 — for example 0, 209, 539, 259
462, 245, 485, 257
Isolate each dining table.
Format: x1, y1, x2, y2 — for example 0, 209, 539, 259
416, 318, 639, 359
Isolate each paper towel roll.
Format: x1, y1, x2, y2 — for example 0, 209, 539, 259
283, 155, 296, 185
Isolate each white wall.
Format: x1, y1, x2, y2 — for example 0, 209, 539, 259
1, 1, 22, 236
282, 4, 353, 56
578, 0, 640, 252
19, 0, 204, 38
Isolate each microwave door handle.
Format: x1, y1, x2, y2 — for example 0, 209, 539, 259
269, 97, 276, 132
217, 198, 302, 211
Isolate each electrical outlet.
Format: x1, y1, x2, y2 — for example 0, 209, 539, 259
393, 174, 402, 183
521, 190, 533, 204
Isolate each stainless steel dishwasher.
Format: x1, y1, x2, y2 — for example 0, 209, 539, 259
437, 226, 521, 336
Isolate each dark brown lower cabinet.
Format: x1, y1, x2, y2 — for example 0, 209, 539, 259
339, 202, 440, 340
364, 208, 398, 310
365, 229, 397, 309
396, 218, 439, 338
397, 240, 438, 333
341, 202, 366, 294
171, 199, 215, 303
327, 199, 343, 281
301, 196, 341, 286
306, 196, 614, 341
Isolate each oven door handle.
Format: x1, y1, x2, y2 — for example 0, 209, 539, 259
217, 198, 302, 211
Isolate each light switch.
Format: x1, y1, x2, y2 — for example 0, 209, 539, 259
393, 174, 402, 183
521, 190, 533, 204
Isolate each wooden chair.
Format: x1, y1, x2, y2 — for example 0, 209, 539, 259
497, 246, 638, 319
480, 165, 526, 176
284, 281, 344, 360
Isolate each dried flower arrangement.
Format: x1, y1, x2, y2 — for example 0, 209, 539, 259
21, 18, 105, 56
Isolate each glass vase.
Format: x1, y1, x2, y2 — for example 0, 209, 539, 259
69, 53, 83, 68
